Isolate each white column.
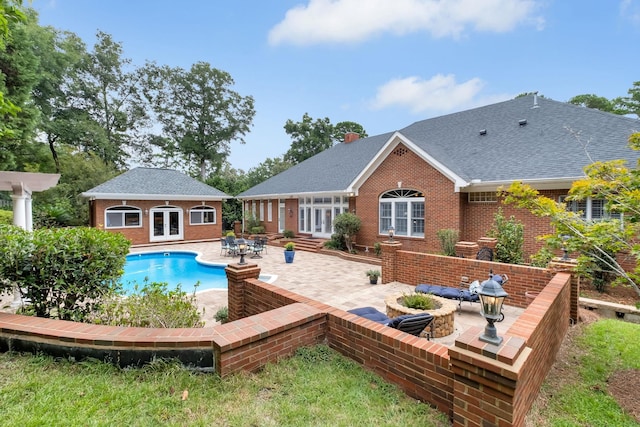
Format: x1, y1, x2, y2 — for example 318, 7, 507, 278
25, 196, 33, 231
10, 193, 27, 229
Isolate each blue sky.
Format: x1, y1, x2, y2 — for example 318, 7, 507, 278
34, 0, 640, 172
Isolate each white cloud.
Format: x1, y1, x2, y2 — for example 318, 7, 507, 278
268, 0, 544, 46
620, 0, 640, 25
371, 74, 492, 113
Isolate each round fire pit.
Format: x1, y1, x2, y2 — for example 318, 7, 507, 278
385, 293, 457, 338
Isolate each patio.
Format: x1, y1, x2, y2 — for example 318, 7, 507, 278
130, 241, 523, 346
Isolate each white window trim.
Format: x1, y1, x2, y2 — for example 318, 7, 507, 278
379, 189, 425, 238
267, 200, 273, 222
559, 196, 621, 221
105, 205, 143, 229
189, 205, 216, 225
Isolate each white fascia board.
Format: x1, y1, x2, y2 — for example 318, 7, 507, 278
460, 177, 581, 192
348, 131, 469, 192
237, 190, 354, 200
81, 193, 229, 201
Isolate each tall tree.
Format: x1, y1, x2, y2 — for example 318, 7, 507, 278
67, 31, 148, 166
245, 156, 293, 188
615, 81, 640, 118
0, 0, 25, 140
144, 61, 255, 180
283, 113, 368, 165
568, 94, 620, 114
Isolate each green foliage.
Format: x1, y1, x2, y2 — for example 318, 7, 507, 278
529, 246, 554, 268
0, 209, 12, 224
0, 225, 130, 321
436, 229, 459, 256
214, 306, 229, 324
93, 281, 204, 328
225, 230, 235, 237
245, 156, 293, 188
250, 226, 265, 234
332, 212, 361, 253
244, 213, 260, 232
284, 242, 295, 251
283, 113, 368, 165
33, 201, 73, 228
402, 293, 437, 310
365, 269, 380, 278
324, 233, 346, 250
282, 229, 294, 238
373, 242, 382, 256
487, 208, 524, 264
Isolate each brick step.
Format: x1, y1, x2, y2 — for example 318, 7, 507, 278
272, 237, 327, 253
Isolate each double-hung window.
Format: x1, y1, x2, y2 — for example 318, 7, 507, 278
560, 196, 621, 221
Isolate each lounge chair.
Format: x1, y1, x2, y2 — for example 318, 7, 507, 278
347, 306, 434, 339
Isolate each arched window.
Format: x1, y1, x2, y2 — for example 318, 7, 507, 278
379, 189, 425, 237
189, 205, 216, 225
105, 206, 142, 228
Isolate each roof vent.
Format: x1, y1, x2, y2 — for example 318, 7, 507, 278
532, 91, 539, 109
518, 119, 527, 126
479, 129, 487, 136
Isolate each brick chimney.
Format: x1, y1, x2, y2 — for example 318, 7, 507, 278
344, 132, 360, 143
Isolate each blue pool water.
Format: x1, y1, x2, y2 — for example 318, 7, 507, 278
120, 251, 227, 294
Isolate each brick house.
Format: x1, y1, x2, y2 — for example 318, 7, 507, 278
82, 168, 230, 245
238, 95, 640, 257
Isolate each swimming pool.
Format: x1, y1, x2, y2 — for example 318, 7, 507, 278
120, 251, 275, 294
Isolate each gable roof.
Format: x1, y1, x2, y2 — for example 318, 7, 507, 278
239, 95, 640, 198
82, 167, 230, 201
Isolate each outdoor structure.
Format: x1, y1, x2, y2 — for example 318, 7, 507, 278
0, 171, 61, 231
82, 168, 230, 245
238, 95, 640, 257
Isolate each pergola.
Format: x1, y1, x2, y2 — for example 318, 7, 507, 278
0, 171, 60, 231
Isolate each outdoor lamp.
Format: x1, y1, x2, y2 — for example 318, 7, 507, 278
561, 234, 571, 261
237, 238, 248, 265
388, 226, 395, 242
478, 276, 508, 346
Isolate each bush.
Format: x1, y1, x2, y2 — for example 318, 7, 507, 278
0, 225, 130, 321
333, 212, 361, 253
244, 214, 261, 233
283, 229, 295, 238
0, 209, 12, 225
436, 229, 459, 256
214, 306, 229, 324
324, 233, 346, 250
93, 281, 204, 328
487, 208, 524, 264
530, 247, 554, 267
251, 226, 265, 234
284, 242, 295, 251
402, 293, 437, 310
373, 242, 382, 256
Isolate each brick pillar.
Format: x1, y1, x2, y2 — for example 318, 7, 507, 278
225, 263, 261, 322
380, 241, 402, 284
454, 241, 479, 258
477, 237, 498, 249
548, 258, 580, 324
449, 327, 530, 427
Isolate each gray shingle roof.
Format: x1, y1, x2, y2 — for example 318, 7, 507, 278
82, 167, 230, 200
239, 95, 640, 198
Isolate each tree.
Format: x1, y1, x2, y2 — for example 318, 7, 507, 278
332, 212, 361, 253
500, 132, 640, 296
283, 113, 368, 165
67, 31, 148, 166
568, 94, 621, 114
0, 0, 26, 139
144, 61, 255, 180
615, 81, 640, 118
245, 156, 293, 188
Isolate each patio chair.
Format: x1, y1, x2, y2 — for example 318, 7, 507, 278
251, 237, 264, 258
223, 236, 238, 256
347, 307, 434, 339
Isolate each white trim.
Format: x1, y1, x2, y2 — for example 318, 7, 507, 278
82, 193, 228, 201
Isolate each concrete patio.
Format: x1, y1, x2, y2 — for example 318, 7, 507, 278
130, 241, 523, 347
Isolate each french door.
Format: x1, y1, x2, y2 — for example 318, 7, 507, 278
314, 208, 333, 237
150, 207, 183, 242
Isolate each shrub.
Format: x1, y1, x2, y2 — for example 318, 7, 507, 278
402, 293, 437, 310
0, 225, 130, 321
244, 213, 261, 233
530, 247, 554, 267
436, 229, 459, 256
365, 269, 381, 278
487, 208, 524, 264
0, 210, 12, 225
93, 281, 204, 328
333, 212, 362, 253
373, 242, 382, 256
251, 226, 265, 234
214, 306, 229, 324
324, 233, 346, 250
284, 242, 295, 251
283, 229, 295, 238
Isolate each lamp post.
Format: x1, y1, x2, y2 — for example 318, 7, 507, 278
478, 276, 508, 345
388, 226, 395, 242
236, 238, 248, 265
561, 234, 571, 261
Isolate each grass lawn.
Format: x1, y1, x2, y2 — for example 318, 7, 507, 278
0, 319, 637, 426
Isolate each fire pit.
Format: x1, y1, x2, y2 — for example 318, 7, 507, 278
385, 293, 457, 338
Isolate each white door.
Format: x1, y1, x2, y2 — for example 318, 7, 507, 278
314, 208, 333, 237
279, 202, 285, 233
150, 207, 183, 242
